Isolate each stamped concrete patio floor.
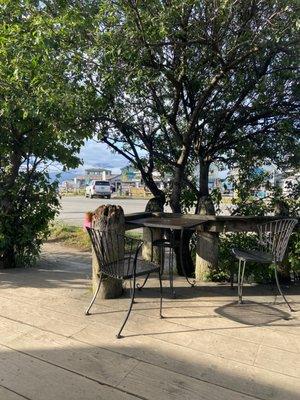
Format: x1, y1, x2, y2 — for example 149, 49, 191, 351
0, 243, 299, 400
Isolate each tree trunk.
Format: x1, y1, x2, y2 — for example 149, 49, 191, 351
169, 164, 195, 276
195, 158, 219, 281
196, 159, 215, 215
142, 197, 164, 264
91, 205, 124, 298
170, 165, 183, 213
141, 170, 165, 206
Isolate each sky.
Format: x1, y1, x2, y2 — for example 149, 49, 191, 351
78, 139, 129, 174
48, 139, 129, 181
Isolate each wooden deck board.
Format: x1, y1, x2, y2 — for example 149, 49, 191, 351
0, 243, 299, 400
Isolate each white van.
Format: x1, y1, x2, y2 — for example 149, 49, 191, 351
85, 180, 112, 199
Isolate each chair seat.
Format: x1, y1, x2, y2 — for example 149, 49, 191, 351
99, 258, 160, 280
232, 248, 273, 263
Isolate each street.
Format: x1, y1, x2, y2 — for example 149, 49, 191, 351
56, 196, 230, 226
57, 196, 152, 226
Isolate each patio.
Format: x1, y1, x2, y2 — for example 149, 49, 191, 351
0, 242, 299, 400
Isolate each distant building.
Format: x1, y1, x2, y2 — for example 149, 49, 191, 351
74, 168, 120, 188
120, 165, 170, 192
107, 174, 122, 191
227, 165, 300, 198
121, 166, 142, 186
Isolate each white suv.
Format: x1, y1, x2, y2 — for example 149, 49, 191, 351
85, 180, 112, 199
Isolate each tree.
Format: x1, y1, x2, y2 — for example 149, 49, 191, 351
57, 0, 298, 276
0, 2, 91, 268
60, 0, 298, 213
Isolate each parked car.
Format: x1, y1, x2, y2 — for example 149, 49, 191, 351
85, 180, 112, 199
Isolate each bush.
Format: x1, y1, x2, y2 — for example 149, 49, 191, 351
288, 233, 300, 273
208, 233, 274, 283
0, 171, 60, 267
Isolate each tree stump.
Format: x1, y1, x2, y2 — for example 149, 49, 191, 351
195, 196, 218, 281
195, 232, 219, 281
142, 198, 163, 264
91, 205, 124, 298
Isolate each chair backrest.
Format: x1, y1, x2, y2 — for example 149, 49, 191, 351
86, 228, 140, 277
257, 219, 298, 262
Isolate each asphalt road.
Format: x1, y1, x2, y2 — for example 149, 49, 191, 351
57, 196, 152, 226
56, 196, 231, 226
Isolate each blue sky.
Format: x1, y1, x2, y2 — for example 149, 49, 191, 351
78, 140, 129, 174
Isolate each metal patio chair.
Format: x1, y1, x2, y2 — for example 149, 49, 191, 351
232, 218, 298, 311
85, 228, 163, 338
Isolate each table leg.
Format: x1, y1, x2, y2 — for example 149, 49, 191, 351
180, 229, 196, 287
137, 228, 154, 290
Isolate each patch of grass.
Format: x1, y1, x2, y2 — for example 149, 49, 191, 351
125, 230, 142, 240
48, 223, 142, 252
48, 223, 91, 251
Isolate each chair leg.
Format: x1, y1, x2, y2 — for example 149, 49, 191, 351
116, 275, 136, 339
136, 273, 150, 291
85, 273, 102, 315
237, 260, 246, 304
158, 270, 163, 318
230, 268, 234, 290
274, 265, 294, 312
130, 277, 137, 303
240, 260, 246, 303
169, 247, 176, 298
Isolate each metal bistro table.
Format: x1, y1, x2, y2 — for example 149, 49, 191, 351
128, 216, 204, 296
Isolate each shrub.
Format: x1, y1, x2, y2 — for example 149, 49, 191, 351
0, 171, 60, 267
208, 233, 274, 283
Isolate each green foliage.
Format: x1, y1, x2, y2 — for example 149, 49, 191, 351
0, 172, 60, 266
180, 186, 198, 214
0, 2, 90, 267
230, 167, 300, 217
230, 167, 270, 216
54, 0, 299, 212
209, 233, 273, 283
210, 188, 222, 214
288, 233, 300, 272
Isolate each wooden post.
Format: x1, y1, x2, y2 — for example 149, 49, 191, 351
142, 226, 162, 264
195, 232, 219, 281
91, 205, 124, 298
142, 198, 163, 264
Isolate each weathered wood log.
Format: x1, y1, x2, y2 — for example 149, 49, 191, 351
195, 232, 219, 281
195, 191, 219, 281
91, 204, 124, 298
142, 198, 163, 264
